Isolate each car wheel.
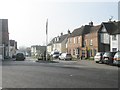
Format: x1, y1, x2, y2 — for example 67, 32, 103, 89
118, 65, 120, 67
96, 61, 99, 63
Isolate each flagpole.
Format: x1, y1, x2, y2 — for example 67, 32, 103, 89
46, 19, 48, 61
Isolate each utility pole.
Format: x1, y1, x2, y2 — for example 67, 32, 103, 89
46, 19, 48, 61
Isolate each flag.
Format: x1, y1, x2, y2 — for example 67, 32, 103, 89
46, 19, 48, 35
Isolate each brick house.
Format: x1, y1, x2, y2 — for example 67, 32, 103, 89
82, 25, 101, 58
67, 21, 112, 59
67, 23, 91, 58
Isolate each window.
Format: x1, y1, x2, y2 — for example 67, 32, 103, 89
70, 38, 72, 43
101, 33, 110, 44
112, 48, 117, 52
73, 49, 75, 55
78, 37, 80, 43
76, 37, 78, 44
74, 38, 76, 43
112, 35, 117, 40
82, 50, 85, 57
90, 39, 93, 46
84, 41, 86, 47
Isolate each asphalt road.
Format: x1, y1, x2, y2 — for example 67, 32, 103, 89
1, 58, 119, 88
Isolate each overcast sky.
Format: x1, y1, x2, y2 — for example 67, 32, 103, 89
0, 0, 119, 48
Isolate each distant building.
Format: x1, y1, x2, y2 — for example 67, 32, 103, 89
31, 45, 46, 57
0, 19, 9, 59
9, 40, 17, 58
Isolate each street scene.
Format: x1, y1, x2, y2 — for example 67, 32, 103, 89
0, 0, 120, 89
2, 57, 119, 88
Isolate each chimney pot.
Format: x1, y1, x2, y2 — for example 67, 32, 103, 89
61, 32, 63, 36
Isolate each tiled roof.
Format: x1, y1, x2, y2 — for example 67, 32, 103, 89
47, 43, 52, 46
90, 25, 101, 33
102, 21, 120, 35
56, 34, 68, 43
47, 34, 69, 45
69, 25, 91, 37
113, 21, 120, 34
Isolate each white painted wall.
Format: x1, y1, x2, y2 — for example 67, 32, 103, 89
100, 27, 110, 44
118, 35, 120, 51
110, 34, 120, 52
47, 45, 52, 54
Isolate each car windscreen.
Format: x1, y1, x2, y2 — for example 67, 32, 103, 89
114, 52, 120, 58
103, 52, 110, 56
66, 54, 71, 56
54, 52, 59, 54
16, 53, 24, 56
96, 53, 100, 56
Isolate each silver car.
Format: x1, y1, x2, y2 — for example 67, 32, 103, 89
113, 51, 120, 66
59, 53, 72, 60
94, 52, 104, 63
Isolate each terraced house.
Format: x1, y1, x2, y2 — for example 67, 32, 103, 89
67, 21, 118, 59
67, 22, 92, 58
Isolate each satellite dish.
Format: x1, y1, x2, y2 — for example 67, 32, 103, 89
109, 16, 113, 21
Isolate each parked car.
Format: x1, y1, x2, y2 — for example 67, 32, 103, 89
113, 51, 120, 66
51, 51, 60, 59
59, 53, 72, 60
103, 52, 116, 65
94, 52, 105, 63
16, 53, 25, 61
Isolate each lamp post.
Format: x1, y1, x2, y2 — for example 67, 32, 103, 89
46, 19, 48, 61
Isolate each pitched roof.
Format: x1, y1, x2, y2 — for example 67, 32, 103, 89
90, 25, 101, 33
47, 43, 52, 46
102, 21, 120, 35
69, 25, 91, 37
56, 34, 68, 43
113, 21, 120, 34
47, 34, 68, 45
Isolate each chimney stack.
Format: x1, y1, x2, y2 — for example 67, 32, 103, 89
68, 30, 71, 34
89, 21, 93, 26
61, 32, 63, 36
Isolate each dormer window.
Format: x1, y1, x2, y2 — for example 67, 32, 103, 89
57, 37, 60, 41
55, 37, 57, 41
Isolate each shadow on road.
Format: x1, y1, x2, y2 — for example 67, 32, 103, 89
36, 60, 59, 63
